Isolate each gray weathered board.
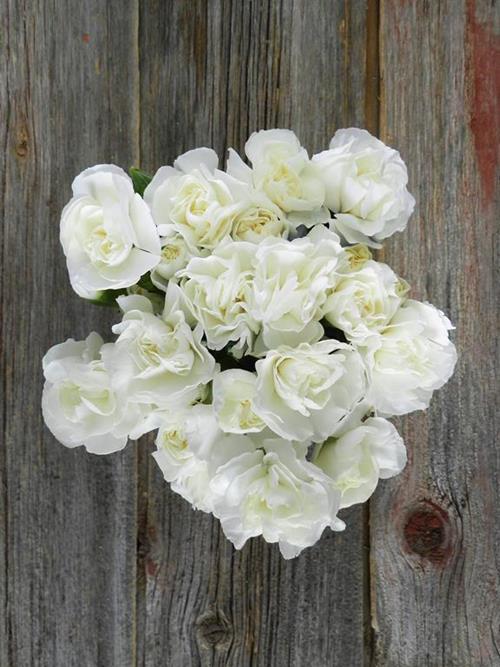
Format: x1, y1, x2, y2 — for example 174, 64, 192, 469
1, 1, 498, 665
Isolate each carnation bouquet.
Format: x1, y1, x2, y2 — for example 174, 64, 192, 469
42, 129, 457, 558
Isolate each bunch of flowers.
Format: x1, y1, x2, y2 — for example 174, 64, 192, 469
42, 129, 457, 558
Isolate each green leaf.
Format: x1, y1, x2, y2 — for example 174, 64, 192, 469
136, 272, 163, 294
129, 167, 152, 197
88, 288, 128, 307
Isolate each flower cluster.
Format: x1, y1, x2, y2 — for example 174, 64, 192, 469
42, 128, 457, 558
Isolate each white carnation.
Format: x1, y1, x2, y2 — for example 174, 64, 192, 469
251, 226, 344, 350
210, 435, 344, 559
231, 194, 289, 243
101, 286, 215, 409
312, 128, 415, 246
364, 299, 457, 415
253, 340, 367, 442
144, 148, 239, 252
228, 130, 328, 223
342, 243, 373, 270
150, 231, 196, 291
60, 165, 161, 298
42, 125, 459, 560
180, 240, 259, 356
213, 369, 265, 433
313, 417, 407, 507
323, 259, 409, 344
152, 407, 216, 512
42, 332, 143, 454
211, 161, 290, 242
152, 404, 256, 512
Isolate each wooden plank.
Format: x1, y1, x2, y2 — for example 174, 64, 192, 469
371, 1, 500, 665
137, 1, 371, 665
0, 1, 140, 665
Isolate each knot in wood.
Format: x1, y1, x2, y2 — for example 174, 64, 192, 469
403, 502, 452, 565
196, 610, 231, 649
15, 123, 29, 158
16, 140, 28, 158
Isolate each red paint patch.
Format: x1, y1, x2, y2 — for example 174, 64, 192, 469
82, 33, 90, 43
145, 557, 159, 577
467, 0, 500, 208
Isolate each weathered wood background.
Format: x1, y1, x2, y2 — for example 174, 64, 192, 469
1, 1, 499, 665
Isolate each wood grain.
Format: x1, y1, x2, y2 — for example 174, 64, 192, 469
1, 1, 498, 666
137, 1, 370, 665
1, 1, 140, 665
370, 0, 500, 665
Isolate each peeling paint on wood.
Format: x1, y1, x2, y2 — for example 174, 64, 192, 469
372, 1, 499, 665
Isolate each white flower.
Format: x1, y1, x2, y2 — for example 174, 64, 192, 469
125, 283, 165, 314
180, 240, 259, 356
343, 243, 373, 270
253, 340, 367, 442
150, 231, 196, 291
231, 193, 289, 243
152, 404, 254, 512
210, 435, 344, 559
323, 259, 409, 344
228, 130, 328, 223
144, 148, 239, 252
213, 369, 265, 433
42, 332, 143, 454
313, 417, 407, 508
152, 406, 216, 512
60, 165, 161, 298
251, 226, 344, 350
212, 163, 290, 242
312, 128, 415, 246
101, 286, 216, 409
364, 300, 457, 415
